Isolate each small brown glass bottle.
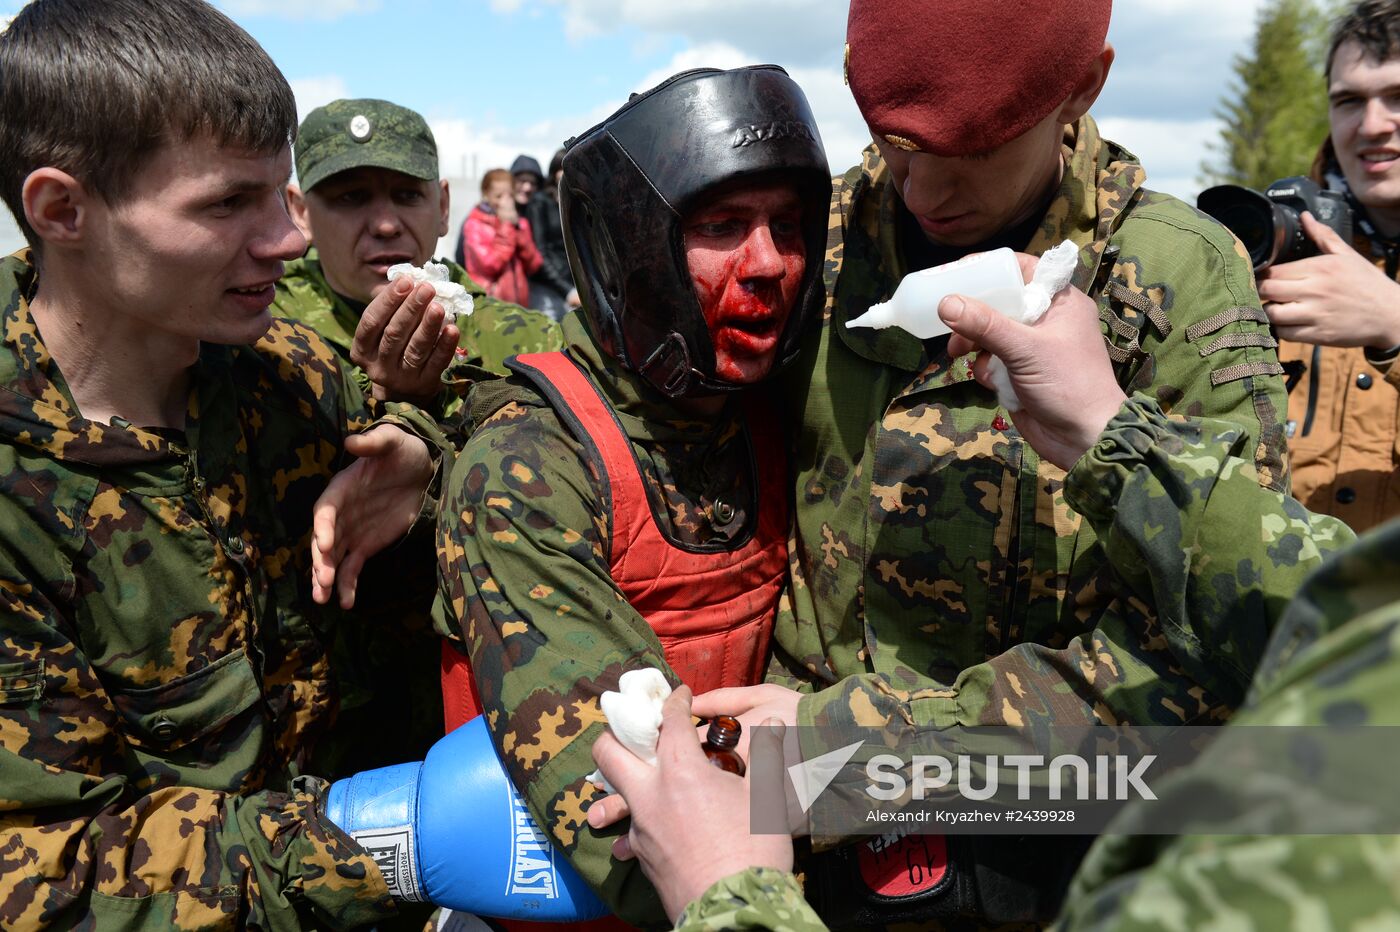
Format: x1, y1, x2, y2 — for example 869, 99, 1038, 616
702, 715, 746, 776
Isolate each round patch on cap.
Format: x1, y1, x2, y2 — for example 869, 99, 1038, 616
349, 114, 373, 143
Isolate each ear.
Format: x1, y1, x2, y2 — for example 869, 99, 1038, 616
437, 179, 451, 238
1057, 42, 1115, 125
23, 168, 87, 247
285, 183, 314, 245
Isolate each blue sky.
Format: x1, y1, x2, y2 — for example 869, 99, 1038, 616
0, 0, 1277, 252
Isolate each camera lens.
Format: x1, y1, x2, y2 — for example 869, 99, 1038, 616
1197, 185, 1293, 270
1216, 201, 1275, 267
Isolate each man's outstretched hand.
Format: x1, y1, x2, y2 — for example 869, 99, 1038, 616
943, 253, 1127, 470
352, 278, 460, 404
311, 424, 434, 609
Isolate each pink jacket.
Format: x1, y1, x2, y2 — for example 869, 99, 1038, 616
460, 204, 544, 306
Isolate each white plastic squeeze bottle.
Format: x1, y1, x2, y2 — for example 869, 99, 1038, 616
846, 247, 1025, 339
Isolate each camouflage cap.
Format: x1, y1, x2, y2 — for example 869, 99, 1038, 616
296, 98, 438, 192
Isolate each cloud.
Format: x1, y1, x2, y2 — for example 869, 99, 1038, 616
1116, 0, 1265, 39
530, 0, 844, 66
1102, 0, 1274, 121
288, 75, 351, 123
0, 214, 19, 255
219, 0, 379, 21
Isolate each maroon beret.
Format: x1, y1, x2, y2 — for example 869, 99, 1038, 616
846, 0, 1112, 157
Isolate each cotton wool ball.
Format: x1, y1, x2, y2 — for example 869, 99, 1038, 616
586, 668, 673, 792
386, 262, 475, 320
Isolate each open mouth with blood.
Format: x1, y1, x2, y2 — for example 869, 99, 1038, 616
709, 287, 788, 357
721, 315, 782, 338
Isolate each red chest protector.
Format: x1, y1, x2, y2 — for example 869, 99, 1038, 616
441, 351, 788, 733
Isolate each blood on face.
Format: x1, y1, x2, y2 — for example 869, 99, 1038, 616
683, 183, 806, 383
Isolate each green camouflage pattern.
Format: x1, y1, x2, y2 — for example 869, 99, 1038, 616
272, 250, 562, 388
783, 116, 1292, 756
295, 98, 438, 194
674, 401, 1382, 932
0, 250, 448, 929
272, 250, 556, 780
674, 867, 827, 932
433, 314, 768, 926
1057, 441, 1400, 930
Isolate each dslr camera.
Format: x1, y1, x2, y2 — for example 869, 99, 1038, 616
1197, 176, 1353, 271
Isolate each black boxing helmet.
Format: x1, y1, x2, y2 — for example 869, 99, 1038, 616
560, 65, 830, 397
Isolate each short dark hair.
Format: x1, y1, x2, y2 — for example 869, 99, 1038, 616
0, 0, 297, 251
1327, 0, 1400, 77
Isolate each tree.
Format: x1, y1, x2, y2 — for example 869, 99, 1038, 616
1201, 0, 1333, 189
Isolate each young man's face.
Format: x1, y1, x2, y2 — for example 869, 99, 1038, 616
291, 167, 449, 304
1329, 39, 1400, 226
683, 182, 805, 384
84, 135, 305, 346
872, 106, 1067, 248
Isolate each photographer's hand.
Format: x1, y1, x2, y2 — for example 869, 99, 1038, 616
1258, 211, 1400, 349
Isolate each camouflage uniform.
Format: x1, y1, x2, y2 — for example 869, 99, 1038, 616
277, 99, 561, 401
1059, 525, 1400, 930
673, 396, 1371, 932
674, 868, 826, 932
271, 249, 562, 383
781, 116, 1292, 746
1058, 398, 1396, 931
434, 314, 772, 926
272, 252, 558, 782
0, 250, 448, 930
279, 100, 558, 785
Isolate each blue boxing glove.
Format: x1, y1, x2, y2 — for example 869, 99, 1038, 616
324, 716, 609, 922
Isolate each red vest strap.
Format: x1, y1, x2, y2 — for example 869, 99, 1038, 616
509, 352, 650, 571
443, 350, 786, 729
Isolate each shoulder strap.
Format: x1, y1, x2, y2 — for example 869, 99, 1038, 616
506, 352, 647, 567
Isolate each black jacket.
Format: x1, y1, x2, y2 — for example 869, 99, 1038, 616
522, 191, 574, 298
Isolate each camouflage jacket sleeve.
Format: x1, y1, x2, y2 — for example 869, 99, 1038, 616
434, 383, 669, 926
673, 869, 827, 932
0, 553, 395, 931
1057, 523, 1400, 932
798, 396, 1356, 777
1096, 192, 1290, 494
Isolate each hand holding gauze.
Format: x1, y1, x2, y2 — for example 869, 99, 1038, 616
387, 262, 475, 320
846, 240, 1080, 410
587, 668, 672, 791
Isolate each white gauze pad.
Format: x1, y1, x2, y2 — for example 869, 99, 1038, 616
586, 668, 672, 792
986, 239, 1080, 412
386, 262, 475, 320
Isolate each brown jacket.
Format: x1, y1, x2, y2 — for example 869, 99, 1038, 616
1280, 141, 1400, 532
